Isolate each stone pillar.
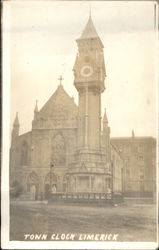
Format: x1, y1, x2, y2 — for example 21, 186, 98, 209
89, 176, 91, 191
99, 94, 102, 149
74, 177, 77, 192
85, 86, 88, 147
76, 176, 78, 192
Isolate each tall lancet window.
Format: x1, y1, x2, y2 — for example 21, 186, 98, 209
21, 141, 28, 165
51, 134, 66, 166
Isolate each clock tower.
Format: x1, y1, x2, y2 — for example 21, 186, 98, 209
67, 14, 110, 193
73, 13, 106, 150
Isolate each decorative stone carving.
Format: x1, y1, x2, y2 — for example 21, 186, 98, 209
51, 134, 66, 166
27, 171, 39, 184
32, 84, 78, 130
45, 172, 57, 184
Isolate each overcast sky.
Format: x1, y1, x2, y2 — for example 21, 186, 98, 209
4, 0, 158, 137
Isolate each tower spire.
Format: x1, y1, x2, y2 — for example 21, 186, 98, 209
103, 108, 110, 135
34, 100, 38, 120
12, 112, 20, 142
77, 11, 104, 48
80, 13, 99, 39
89, 2, 91, 19
13, 112, 19, 127
34, 100, 38, 113
103, 108, 108, 124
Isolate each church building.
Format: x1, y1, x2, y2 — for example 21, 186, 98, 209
10, 14, 155, 201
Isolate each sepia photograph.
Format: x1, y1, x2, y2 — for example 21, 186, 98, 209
1, 0, 158, 249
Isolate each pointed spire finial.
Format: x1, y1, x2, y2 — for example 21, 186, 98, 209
80, 10, 99, 39
132, 129, 135, 138
34, 99, 38, 112
89, 2, 91, 19
103, 108, 108, 124
13, 112, 19, 126
12, 112, 20, 139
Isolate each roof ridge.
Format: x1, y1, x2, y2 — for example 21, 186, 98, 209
39, 84, 77, 115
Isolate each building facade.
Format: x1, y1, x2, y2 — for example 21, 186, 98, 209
111, 133, 156, 197
10, 15, 156, 200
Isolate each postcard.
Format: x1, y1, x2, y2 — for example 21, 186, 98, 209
1, 0, 158, 249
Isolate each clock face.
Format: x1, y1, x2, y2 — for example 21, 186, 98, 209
80, 65, 93, 77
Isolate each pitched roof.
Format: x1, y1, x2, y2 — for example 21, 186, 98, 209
39, 84, 77, 118
80, 15, 99, 39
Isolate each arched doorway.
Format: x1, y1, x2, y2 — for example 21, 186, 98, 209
27, 172, 39, 200
44, 172, 57, 199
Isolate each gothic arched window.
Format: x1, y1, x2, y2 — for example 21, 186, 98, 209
51, 134, 66, 166
44, 172, 57, 185
21, 141, 28, 165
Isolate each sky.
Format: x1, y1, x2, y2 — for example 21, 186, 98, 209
4, 0, 158, 138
